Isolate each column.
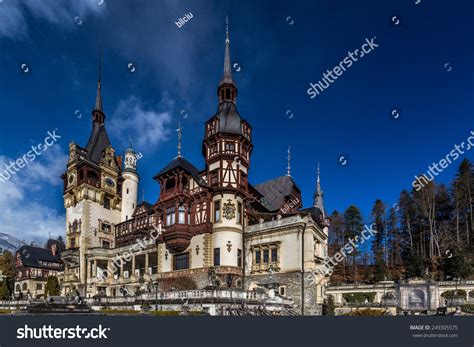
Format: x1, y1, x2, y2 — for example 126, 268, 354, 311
145, 253, 149, 274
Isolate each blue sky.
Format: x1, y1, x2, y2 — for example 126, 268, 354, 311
0, 0, 473, 241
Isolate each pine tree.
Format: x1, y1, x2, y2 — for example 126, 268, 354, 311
328, 210, 346, 283
387, 207, 402, 271
0, 251, 15, 299
452, 159, 473, 248
343, 205, 364, 282
371, 200, 387, 280
442, 246, 472, 279
44, 276, 60, 297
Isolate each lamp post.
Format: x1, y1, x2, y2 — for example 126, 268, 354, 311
153, 280, 159, 311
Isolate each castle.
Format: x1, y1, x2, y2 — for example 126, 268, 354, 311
60, 21, 329, 315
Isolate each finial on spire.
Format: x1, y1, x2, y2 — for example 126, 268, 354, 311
142, 188, 145, 203
287, 146, 291, 177
222, 16, 232, 79
177, 119, 183, 158
93, 46, 103, 113
225, 15, 229, 43
129, 135, 133, 149
317, 162, 320, 182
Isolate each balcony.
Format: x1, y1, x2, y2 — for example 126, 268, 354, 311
162, 224, 193, 253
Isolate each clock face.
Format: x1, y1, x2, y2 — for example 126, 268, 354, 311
68, 174, 75, 184
105, 177, 115, 187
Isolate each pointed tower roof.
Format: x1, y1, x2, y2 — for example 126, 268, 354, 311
313, 163, 326, 219
220, 15, 235, 87
85, 51, 112, 164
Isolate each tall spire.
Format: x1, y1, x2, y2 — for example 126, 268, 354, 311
218, 16, 238, 104
286, 146, 291, 177
314, 162, 326, 218
176, 119, 183, 158
91, 46, 106, 125
223, 15, 232, 82
94, 46, 103, 112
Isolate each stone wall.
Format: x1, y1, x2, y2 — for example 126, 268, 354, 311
245, 271, 322, 315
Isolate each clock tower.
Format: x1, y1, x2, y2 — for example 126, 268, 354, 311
61, 73, 122, 295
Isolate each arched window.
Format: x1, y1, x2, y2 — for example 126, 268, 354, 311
22, 283, 27, 291
225, 88, 231, 100
16, 284, 21, 292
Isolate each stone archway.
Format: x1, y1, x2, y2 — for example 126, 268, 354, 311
408, 289, 425, 309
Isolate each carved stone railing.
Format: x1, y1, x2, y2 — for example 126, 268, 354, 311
86, 289, 290, 305
246, 216, 304, 233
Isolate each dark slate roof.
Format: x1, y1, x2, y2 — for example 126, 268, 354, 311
154, 157, 207, 186
299, 206, 324, 223
84, 123, 111, 164
17, 245, 63, 270
132, 201, 154, 216
255, 176, 300, 211
214, 102, 242, 135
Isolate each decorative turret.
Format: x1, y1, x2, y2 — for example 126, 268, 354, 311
122, 139, 139, 222
202, 17, 252, 195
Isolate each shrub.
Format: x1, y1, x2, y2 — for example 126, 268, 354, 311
44, 276, 60, 297
441, 290, 467, 299
322, 295, 335, 316
344, 309, 385, 316
461, 304, 474, 313
343, 292, 376, 304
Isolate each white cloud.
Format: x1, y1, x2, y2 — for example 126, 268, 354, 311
0, 144, 68, 240
0, 0, 105, 39
109, 95, 173, 151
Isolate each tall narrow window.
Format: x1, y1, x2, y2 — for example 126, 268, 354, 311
237, 202, 242, 224
271, 248, 278, 263
178, 205, 186, 224
214, 248, 220, 266
214, 200, 221, 222
104, 197, 111, 210
263, 249, 269, 263
237, 249, 242, 267
173, 253, 190, 270
166, 207, 175, 226
255, 250, 261, 264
